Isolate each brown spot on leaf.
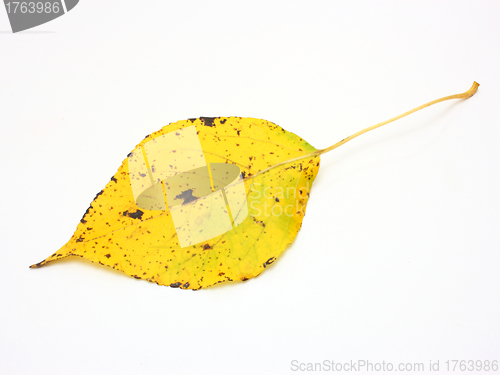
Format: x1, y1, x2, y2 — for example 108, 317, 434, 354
263, 257, 276, 268
123, 210, 144, 220
175, 189, 198, 205
200, 117, 215, 127
80, 205, 93, 224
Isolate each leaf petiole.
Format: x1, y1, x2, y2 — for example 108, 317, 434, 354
317, 81, 479, 155
245, 82, 479, 182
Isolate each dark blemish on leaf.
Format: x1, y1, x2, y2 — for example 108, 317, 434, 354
253, 218, 265, 227
94, 190, 104, 200
133, 275, 141, 279
140, 173, 146, 177
56, 254, 63, 257
275, 197, 280, 202
188, 118, 196, 123
183, 282, 190, 288
220, 118, 227, 124
80, 205, 93, 224
200, 117, 215, 127
170, 282, 182, 288
241, 171, 247, 178
76, 237, 84, 243
105, 254, 111, 258
263, 257, 276, 268
144, 134, 150, 139
175, 132, 180, 136
237, 129, 240, 135
123, 210, 144, 220
127, 152, 133, 158
203, 244, 212, 250
241, 276, 249, 281
175, 189, 198, 205
111, 176, 118, 183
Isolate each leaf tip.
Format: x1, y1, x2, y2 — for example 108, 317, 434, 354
30, 249, 73, 269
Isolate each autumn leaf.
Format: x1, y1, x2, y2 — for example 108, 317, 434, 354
30, 82, 479, 289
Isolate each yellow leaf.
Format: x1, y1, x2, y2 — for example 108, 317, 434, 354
31, 83, 479, 289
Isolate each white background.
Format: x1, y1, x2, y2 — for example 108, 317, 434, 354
1, 1, 499, 374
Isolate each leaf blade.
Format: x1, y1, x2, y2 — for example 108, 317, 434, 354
31, 117, 320, 289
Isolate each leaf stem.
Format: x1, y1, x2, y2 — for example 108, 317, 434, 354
239, 82, 479, 184
317, 81, 479, 155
